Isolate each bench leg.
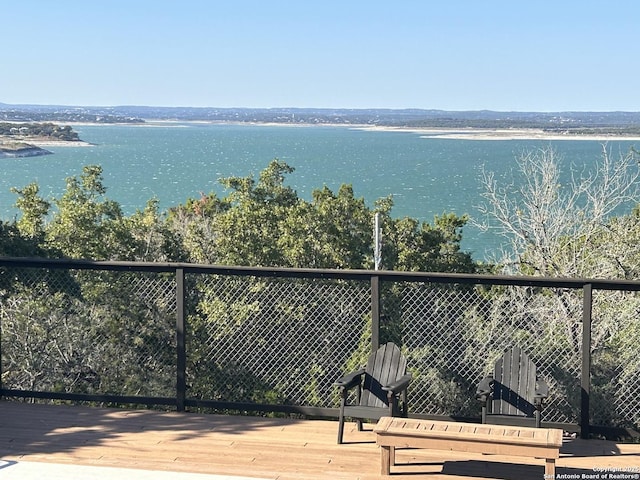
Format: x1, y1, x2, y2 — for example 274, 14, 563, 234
381, 446, 391, 475
545, 458, 555, 477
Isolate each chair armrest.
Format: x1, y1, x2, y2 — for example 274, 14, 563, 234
476, 376, 493, 401
382, 373, 412, 393
334, 368, 366, 391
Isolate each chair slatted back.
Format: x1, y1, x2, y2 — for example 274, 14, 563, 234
492, 347, 537, 417
361, 342, 407, 408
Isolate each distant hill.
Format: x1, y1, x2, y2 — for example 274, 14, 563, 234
0, 103, 144, 124
2, 103, 640, 134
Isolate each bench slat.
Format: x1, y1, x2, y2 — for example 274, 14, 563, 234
375, 417, 562, 448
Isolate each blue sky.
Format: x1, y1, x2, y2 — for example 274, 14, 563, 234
3, 1, 640, 111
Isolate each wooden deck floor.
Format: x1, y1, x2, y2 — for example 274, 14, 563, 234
1, 401, 640, 479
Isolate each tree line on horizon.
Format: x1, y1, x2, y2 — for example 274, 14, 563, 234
5, 104, 640, 132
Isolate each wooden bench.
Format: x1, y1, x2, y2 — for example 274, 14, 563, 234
374, 417, 563, 476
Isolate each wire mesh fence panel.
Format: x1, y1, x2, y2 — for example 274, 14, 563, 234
385, 282, 583, 424
590, 289, 640, 430
0, 267, 176, 398
186, 274, 371, 408
2, 259, 640, 433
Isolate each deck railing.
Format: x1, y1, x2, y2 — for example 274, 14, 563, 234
2, 256, 640, 439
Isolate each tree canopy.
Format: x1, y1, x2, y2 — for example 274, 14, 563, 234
166, 159, 476, 272
5, 159, 477, 273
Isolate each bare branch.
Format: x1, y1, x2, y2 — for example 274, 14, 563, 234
476, 145, 640, 277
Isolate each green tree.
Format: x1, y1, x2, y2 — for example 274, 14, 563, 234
45, 165, 132, 259
278, 184, 373, 269
384, 213, 476, 273
170, 159, 476, 272
11, 183, 50, 241
124, 199, 187, 262
0, 220, 46, 258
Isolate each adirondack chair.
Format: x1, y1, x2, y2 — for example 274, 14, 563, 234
476, 347, 549, 428
334, 342, 412, 444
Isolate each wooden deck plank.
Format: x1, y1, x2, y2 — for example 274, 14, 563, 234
2, 401, 640, 479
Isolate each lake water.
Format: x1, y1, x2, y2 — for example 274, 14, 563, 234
1, 123, 636, 260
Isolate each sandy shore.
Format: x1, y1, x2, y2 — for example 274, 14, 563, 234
0, 137, 93, 147
353, 125, 640, 141
23, 139, 94, 147
183, 121, 640, 141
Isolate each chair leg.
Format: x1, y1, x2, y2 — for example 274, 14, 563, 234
337, 395, 346, 444
356, 419, 363, 431
337, 416, 345, 444
401, 390, 408, 417
388, 392, 398, 417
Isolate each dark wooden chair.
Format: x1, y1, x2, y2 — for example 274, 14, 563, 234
476, 346, 549, 428
334, 342, 412, 444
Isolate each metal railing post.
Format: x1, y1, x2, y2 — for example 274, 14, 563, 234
371, 274, 380, 351
176, 267, 187, 412
0, 312, 3, 399
581, 283, 593, 439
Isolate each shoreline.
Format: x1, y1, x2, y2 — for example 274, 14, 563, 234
7, 120, 640, 143
351, 125, 640, 141
21, 139, 94, 147
0, 137, 93, 148
153, 120, 640, 141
